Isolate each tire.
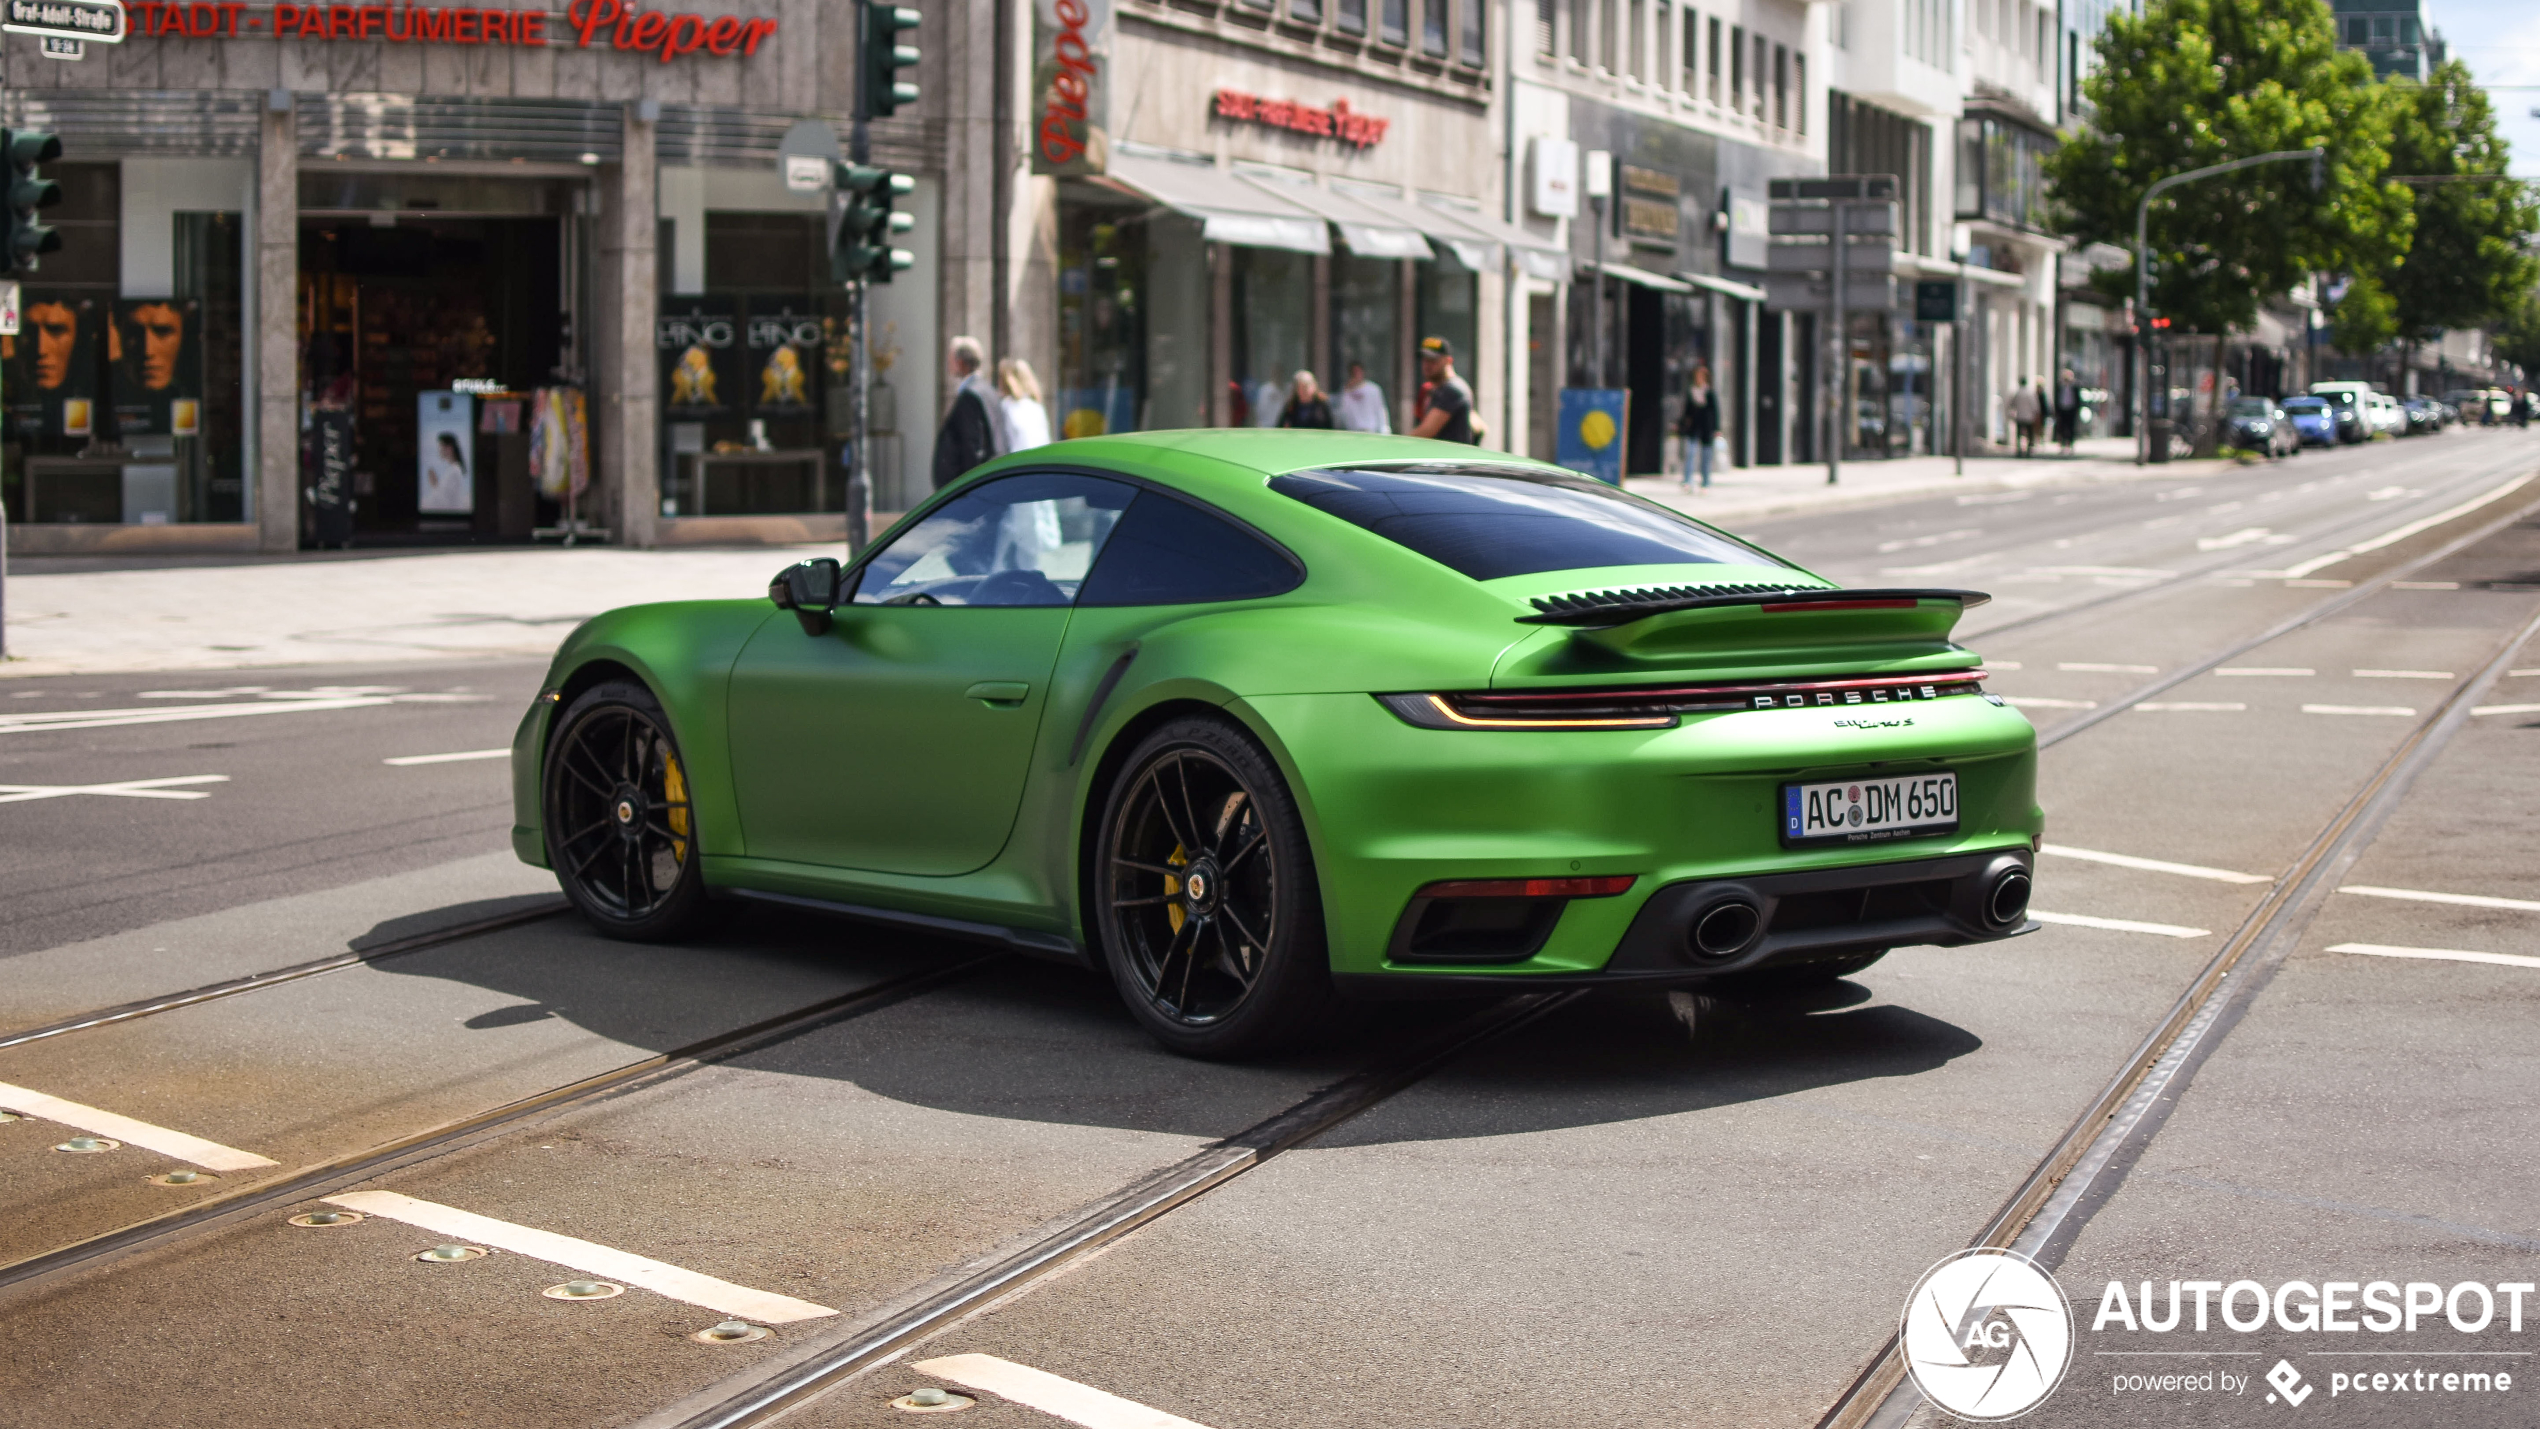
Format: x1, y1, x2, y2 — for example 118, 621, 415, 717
542, 679, 713, 942
1091, 715, 1331, 1058
1714, 950, 1886, 997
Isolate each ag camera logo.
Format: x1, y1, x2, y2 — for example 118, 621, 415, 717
1902, 1249, 2075, 1420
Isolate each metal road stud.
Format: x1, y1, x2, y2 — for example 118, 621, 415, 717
149, 1169, 215, 1186
287, 1209, 365, 1227
0, 1109, 21, 1121
542, 1279, 624, 1301
55, 1135, 118, 1153
416, 1243, 487, 1263
890, 1387, 974, 1413
910, 1390, 949, 1407
691, 1319, 770, 1344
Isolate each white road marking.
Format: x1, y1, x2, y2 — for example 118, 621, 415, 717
2039, 844, 2272, 884
2327, 943, 2540, 971
0, 1081, 277, 1172
2268, 472, 2535, 578
915, 1354, 1216, 1429
321, 1190, 838, 1323
2135, 701, 2247, 712
2002, 696, 2098, 709
2214, 667, 2314, 677
2197, 527, 2284, 551
2029, 565, 2175, 578
1987, 661, 2023, 670
2472, 703, 2540, 717
0, 775, 229, 805
0, 696, 397, 734
2391, 581, 2460, 590
2510, 669, 2540, 678
2339, 885, 2540, 913
1875, 527, 1982, 554
2303, 704, 2416, 717
383, 749, 510, 766
2284, 578, 2353, 588
2353, 669, 2453, 679
2031, 911, 2212, 938
2059, 662, 2159, 673
2367, 486, 2408, 501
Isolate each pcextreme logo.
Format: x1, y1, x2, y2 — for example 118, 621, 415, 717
1902, 1249, 2075, 1421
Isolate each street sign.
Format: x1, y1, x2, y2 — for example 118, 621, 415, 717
1556, 388, 1627, 484
1764, 275, 1897, 311
38, 33, 81, 58
1915, 280, 1958, 322
1, 0, 127, 44
783, 154, 828, 193
1766, 240, 1895, 272
1767, 204, 1896, 236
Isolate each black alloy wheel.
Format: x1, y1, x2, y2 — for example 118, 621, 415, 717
544, 680, 711, 941
1095, 716, 1330, 1058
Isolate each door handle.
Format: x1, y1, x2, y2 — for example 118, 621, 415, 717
964, 681, 1031, 707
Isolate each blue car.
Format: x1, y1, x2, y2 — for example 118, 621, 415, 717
2280, 396, 2339, 448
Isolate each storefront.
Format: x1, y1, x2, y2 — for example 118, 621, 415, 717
1022, 0, 1532, 449
2, 5, 912, 554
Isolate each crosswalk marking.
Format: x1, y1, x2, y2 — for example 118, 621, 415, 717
0, 1080, 277, 1171
0, 775, 229, 805
916, 1354, 1217, 1429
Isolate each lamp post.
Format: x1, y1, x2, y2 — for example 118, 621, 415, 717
2133, 148, 2324, 465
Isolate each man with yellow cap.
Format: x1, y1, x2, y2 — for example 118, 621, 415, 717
1408, 335, 1478, 444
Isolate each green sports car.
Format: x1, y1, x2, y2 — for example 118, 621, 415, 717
511, 431, 2040, 1056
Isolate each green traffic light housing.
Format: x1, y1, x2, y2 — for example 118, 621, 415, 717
862, 2, 922, 119
830, 162, 917, 284
0, 129, 64, 275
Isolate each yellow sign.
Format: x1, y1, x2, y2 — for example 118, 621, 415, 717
1578, 407, 1617, 450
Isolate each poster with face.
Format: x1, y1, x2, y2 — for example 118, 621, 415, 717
113, 298, 204, 438
417, 391, 476, 515
745, 300, 824, 419
9, 292, 101, 440
656, 297, 740, 421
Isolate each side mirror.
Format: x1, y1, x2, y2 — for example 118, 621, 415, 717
769, 557, 843, 635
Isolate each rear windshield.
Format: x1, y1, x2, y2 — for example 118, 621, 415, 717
1268, 464, 1788, 582
2230, 399, 2272, 415
2282, 398, 2326, 412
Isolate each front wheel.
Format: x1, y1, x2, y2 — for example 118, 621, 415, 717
543, 679, 712, 942
1092, 716, 1330, 1058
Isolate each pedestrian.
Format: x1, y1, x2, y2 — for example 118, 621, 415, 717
2052, 367, 2080, 455
1409, 336, 1477, 444
1335, 360, 1390, 433
1676, 365, 1721, 488
996, 357, 1052, 452
933, 335, 1003, 489
1278, 370, 1335, 429
2007, 376, 2044, 457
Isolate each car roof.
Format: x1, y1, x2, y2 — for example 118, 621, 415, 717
1039, 429, 1574, 480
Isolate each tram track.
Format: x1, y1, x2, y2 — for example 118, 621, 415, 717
1811, 596, 2540, 1429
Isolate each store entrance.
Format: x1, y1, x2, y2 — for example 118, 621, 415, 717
298, 216, 563, 545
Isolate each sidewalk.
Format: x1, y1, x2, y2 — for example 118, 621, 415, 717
0, 437, 2226, 678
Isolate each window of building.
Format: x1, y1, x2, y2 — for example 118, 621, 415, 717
1600, 0, 1618, 70
1459, 0, 1485, 65
1680, 5, 1698, 90
1421, 0, 1447, 55
3, 164, 251, 530
1794, 54, 1807, 133
1729, 25, 1744, 112
1534, 0, 1552, 54
1572, 0, 1592, 62
1830, 91, 1934, 256
1953, 114, 2053, 233
1291, 0, 1320, 23
1625, 0, 1643, 80
2369, 15, 2394, 44
1773, 44, 1789, 129
1707, 16, 1722, 101
1338, 0, 1367, 31
1382, 0, 1408, 46
1752, 33, 1769, 120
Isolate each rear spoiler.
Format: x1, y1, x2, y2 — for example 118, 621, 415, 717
1517, 584, 1992, 627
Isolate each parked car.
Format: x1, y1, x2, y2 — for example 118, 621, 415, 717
2225, 397, 2299, 457
2307, 382, 2374, 443
2401, 396, 2449, 435
2280, 396, 2340, 448
2441, 388, 2494, 424
2366, 392, 2406, 437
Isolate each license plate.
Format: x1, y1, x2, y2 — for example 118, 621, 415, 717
1782, 773, 1957, 846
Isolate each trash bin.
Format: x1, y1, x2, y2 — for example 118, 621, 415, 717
2147, 417, 2173, 464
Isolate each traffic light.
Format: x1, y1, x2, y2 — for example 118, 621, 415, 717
831, 162, 915, 284
0, 130, 63, 276
861, 2, 921, 120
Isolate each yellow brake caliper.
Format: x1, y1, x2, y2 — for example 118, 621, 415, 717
1165, 845, 1188, 934
663, 753, 691, 864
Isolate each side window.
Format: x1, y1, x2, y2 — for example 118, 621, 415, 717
1077, 492, 1303, 606
852, 473, 1136, 607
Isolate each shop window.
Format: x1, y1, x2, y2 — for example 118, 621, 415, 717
3, 166, 247, 528
1056, 196, 1207, 436
1414, 257, 1478, 421
656, 212, 850, 518
1331, 256, 1401, 425
1232, 247, 1312, 427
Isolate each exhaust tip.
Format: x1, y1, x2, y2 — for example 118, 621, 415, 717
1689, 899, 1763, 959
1986, 869, 2032, 927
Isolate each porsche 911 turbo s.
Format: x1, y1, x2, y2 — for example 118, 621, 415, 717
511, 432, 2042, 1056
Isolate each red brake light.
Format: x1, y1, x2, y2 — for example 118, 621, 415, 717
1418, 875, 1639, 899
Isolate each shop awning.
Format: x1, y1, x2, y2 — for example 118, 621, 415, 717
1238, 174, 1433, 260
1675, 270, 1769, 303
1329, 187, 1501, 272
1098, 153, 1330, 255
1428, 202, 1571, 281
1593, 262, 1696, 294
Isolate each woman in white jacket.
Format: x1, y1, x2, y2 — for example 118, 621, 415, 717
997, 358, 1054, 452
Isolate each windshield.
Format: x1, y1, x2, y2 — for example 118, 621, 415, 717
2317, 390, 2358, 407
1268, 464, 1788, 582
2282, 398, 2326, 413
2230, 399, 2272, 416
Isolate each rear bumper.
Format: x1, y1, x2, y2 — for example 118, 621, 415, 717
1336, 849, 2034, 994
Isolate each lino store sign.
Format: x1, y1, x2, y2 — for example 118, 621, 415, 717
124, 0, 779, 60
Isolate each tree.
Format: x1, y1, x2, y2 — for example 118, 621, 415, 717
2047, 0, 2412, 336
2378, 61, 2538, 349
2495, 290, 2540, 377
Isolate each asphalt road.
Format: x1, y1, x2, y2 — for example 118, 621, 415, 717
3, 427, 2538, 1429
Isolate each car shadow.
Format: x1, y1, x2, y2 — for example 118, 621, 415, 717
368, 898, 1983, 1147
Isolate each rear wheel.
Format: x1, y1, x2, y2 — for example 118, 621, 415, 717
543, 680, 711, 942
1093, 716, 1329, 1058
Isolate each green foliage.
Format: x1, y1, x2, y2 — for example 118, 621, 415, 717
2495, 290, 2540, 375
2047, 0, 2412, 335
2378, 61, 2539, 343
2328, 271, 2398, 352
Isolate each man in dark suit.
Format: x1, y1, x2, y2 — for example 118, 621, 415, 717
933, 335, 1002, 489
